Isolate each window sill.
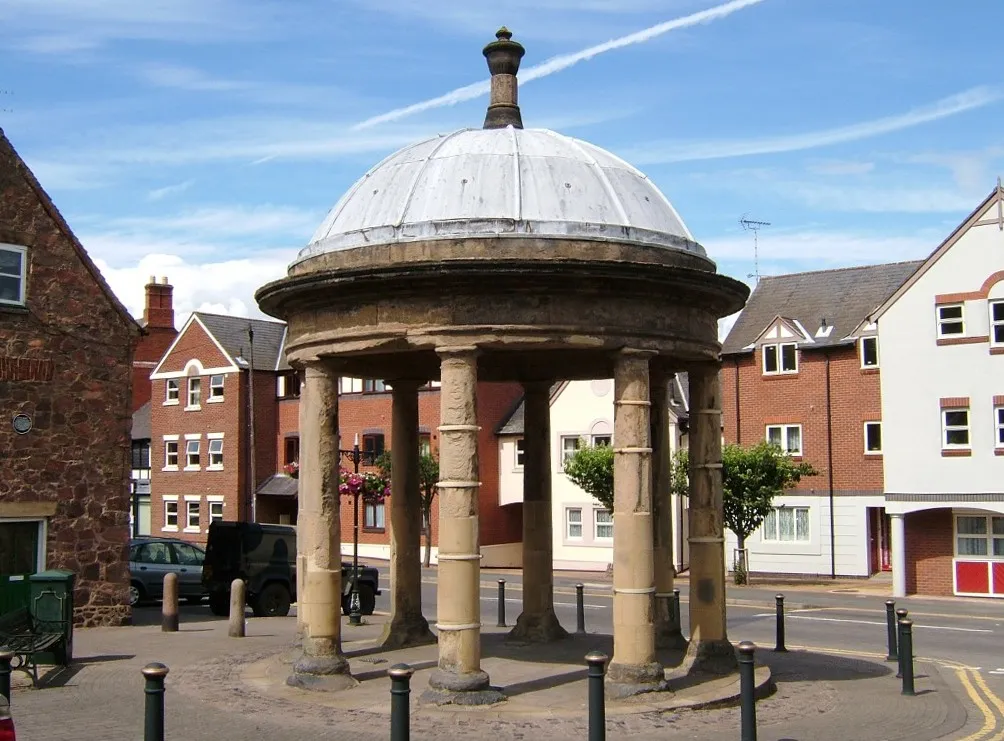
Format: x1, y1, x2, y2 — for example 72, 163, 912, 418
763, 372, 799, 380
184, 405, 201, 412
860, 367, 880, 375
991, 347, 1004, 356
937, 335, 988, 346
183, 527, 201, 534
163, 400, 180, 406
0, 303, 28, 314
995, 448, 1004, 456
184, 465, 202, 472
162, 465, 179, 472
207, 464, 224, 471
942, 449, 972, 457
162, 526, 179, 533
362, 527, 386, 534
207, 397, 225, 404
864, 451, 883, 457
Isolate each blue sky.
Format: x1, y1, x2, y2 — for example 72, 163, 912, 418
3, 0, 1003, 335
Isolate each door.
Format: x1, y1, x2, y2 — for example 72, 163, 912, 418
171, 542, 206, 597
133, 542, 175, 599
0, 520, 40, 615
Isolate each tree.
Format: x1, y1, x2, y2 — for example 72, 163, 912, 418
375, 450, 441, 567
563, 440, 614, 510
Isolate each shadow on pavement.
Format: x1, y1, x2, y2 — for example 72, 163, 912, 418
130, 603, 230, 627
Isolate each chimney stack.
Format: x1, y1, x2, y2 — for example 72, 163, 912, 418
143, 276, 175, 330
482, 27, 525, 130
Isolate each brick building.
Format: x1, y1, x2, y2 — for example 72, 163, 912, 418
0, 128, 140, 626
720, 261, 920, 579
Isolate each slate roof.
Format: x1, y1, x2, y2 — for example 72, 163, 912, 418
194, 312, 287, 371
257, 474, 298, 497
132, 401, 151, 440
721, 261, 923, 355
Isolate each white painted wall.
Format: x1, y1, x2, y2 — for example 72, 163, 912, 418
879, 212, 1004, 495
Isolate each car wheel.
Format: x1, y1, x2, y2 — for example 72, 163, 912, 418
359, 584, 376, 616
252, 583, 291, 618
129, 582, 146, 607
208, 592, 230, 617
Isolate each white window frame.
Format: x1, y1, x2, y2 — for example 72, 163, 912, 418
761, 506, 811, 543
364, 501, 386, 530
859, 336, 879, 369
339, 377, 363, 394
864, 421, 882, 454
995, 406, 1004, 450
163, 436, 179, 470
953, 513, 1004, 560
0, 243, 27, 306
593, 508, 613, 541
565, 507, 583, 540
515, 438, 525, 468
207, 436, 224, 469
766, 424, 802, 456
208, 374, 225, 402
942, 408, 970, 450
187, 377, 202, 409
185, 437, 201, 470
163, 496, 179, 532
991, 300, 1004, 347
184, 497, 201, 533
591, 434, 612, 447
207, 496, 225, 530
762, 342, 798, 375
560, 435, 582, 467
937, 303, 965, 338
164, 379, 180, 405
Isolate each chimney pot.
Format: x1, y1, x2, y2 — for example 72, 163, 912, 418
148, 275, 156, 285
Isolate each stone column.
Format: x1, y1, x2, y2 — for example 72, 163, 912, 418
423, 347, 503, 706
651, 368, 686, 650
509, 381, 567, 643
606, 349, 665, 698
380, 379, 436, 648
288, 364, 356, 691
683, 364, 735, 675
890, 513, 906, 598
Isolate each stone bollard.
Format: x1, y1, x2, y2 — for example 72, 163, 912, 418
585, 651, 608, 741
142, 662, 169, 741
229, 578, 246, 638
161, 573, 179, 632
389, 663, 414, 741
0, 648, 12, 704
895, 608, 908, 678
885, 600, 898, 662
575, 583, 586, 634
899, 619, 915, 696
738, 641, 758, 741
497, 579, 506, 628
774, 594, 787, 653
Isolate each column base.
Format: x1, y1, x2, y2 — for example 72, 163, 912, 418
605, 660, 667, 699
655, 625, 688, 651
420, 668, 506, 706
377, 614, 438, 649
287, 653, 357, 692
506, 609, 569, 643
680, 638, 738, 676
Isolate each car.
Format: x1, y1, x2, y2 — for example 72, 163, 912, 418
128, 536, 208, 607
0, 694, 16, 741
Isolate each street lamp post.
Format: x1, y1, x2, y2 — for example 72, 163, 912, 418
340, 433, 374, 627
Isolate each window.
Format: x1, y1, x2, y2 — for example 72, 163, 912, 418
591, 434, 612, 447
139, 542, 173, 564
942, 409, 970, 449
860, 336, 879, 368
173, 542, 204, 566
187, 377, 201, 408
364, 502, 385, 530
762, 507, 810, 542
209, 374, 225, 400
594, 509, 613, 540
164, 500, 179, 529
209, 500, 224, 524
937, 304, 964, 337
186, 500, 201, 531
363, 379, 387, 393
515, 439, 525, 467
165, 379, 179, 404
762, 342, 798, 375
419, 433, 432, 457
766, 424, 802, 456
864, 422, 882, 454
284, 436, 300, 466
208, 438, 223, 469
561, 436, 582, 464
997, 407, 1004, 448
164, 440, 179, 469
566, 508, 583, 539
955, 515, 1004, 558
277, 371, 301, 399
340, 377, 363, 394
0, 244, 27, 306
362, 433, 385, 459
991, 301, 1004, 346
186, 439, 201, 468
131, 441, 151, 470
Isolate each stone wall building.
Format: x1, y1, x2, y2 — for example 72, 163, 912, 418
0, 127, 140, 626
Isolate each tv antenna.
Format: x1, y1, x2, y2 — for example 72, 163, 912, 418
739, 214, 770, 281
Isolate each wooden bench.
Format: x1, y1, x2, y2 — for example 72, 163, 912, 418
0, 607, 67, 686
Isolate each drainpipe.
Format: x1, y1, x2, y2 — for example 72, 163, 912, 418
734, 356, 742, 445
825, 350, 836, 579
247, 325, 257, 523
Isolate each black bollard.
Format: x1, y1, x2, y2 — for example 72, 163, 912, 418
0, 649, 12, 705
774, 594, 787, 653
497, 579, 506, 627
389, 663, 414, 741
585, 651, 607, 741
672, 587, 681, 630
885, 600, 898, 662
576, 583, 586, 634
738, 641, 758, 741
895, 608, 908, 678
142, 662, 169, 741
899, 619, 915, 696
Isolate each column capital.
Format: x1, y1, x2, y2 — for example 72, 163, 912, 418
435, 345, 480, 357
385, 378, 427, 391
303, 361, 340, 380
616, 347, 658, 359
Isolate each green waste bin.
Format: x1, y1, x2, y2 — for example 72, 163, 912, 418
29, 570, 75, 666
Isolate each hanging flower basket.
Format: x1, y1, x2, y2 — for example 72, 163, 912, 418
339, 468, 390, 503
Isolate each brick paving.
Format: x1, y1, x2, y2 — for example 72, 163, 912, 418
6, 609, 979, 741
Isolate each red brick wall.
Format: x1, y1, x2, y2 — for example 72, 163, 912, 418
0, 132, 138, 626
905, 508, 953, 596
720, 344, 884, 494
156, 321, 229, 374
132, 326, 177, 412
477, 382, 523, 546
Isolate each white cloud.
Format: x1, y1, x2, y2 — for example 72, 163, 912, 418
806, 160, 875, 176
147, 180, 195, 201
625, 86, 1003, 164
137, 64, 253, 93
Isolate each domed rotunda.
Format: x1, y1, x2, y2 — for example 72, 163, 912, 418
257, 28, 749, 704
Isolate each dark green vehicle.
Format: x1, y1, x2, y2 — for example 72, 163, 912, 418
201, 521, 381, 618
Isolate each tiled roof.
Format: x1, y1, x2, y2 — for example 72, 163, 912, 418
132, 401, 151, 440
194, 312, 287, 371
256, 474, 298, 497
721, 261, 923, 355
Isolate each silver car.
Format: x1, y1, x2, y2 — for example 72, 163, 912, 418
128, 537, 207, 606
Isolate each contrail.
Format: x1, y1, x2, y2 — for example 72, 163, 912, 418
351, 0, 768, 131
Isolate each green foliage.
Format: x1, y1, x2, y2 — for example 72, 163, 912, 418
375, 449, 441, 567
563, 440, 615, 511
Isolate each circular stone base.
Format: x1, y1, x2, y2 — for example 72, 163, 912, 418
605, 661, 668, 699
287, 654, 357, 692
421, 668, 506, 706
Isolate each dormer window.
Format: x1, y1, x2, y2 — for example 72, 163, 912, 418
860, 336, 879, 368
0, 244, 27, 306
763, 342, 798, 375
